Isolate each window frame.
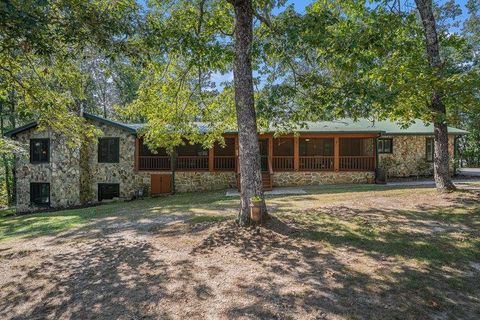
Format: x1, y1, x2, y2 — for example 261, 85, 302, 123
30, 182, 50, 206
425, 137, 434, 162
377, 138, 393, 154
98, 137, 120, 163
30, 139, 50, 163
98, 183, 120, 201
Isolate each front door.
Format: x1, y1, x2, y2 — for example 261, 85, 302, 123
259, 139, 268, 172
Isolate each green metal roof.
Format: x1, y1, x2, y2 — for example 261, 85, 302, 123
4, 114, 468, 137
284, 118, 468, 135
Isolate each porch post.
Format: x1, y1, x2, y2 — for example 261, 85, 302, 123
235, 135, 239, 173
294, 136, 299, 171
208, 146, 214, 172
268, 135, 273, 172
334, 136, 340, 172
134, 138, 140, 171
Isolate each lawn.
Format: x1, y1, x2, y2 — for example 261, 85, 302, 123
0, 184, 479, 319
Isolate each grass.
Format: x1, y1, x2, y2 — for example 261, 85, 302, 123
0, 191, 238, 242
291, 206, 480, 264
0, 184, 477, 244
1, 183, 479, 319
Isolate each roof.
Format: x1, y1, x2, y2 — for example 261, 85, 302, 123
4, 114, 468, 137
4, 112, 139, 137
284, 118, 469, 135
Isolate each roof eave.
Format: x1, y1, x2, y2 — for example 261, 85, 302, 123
82, 113, 137, 133
3, 122, 38, 138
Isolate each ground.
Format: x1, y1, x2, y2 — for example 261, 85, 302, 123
0, 183, 479, 320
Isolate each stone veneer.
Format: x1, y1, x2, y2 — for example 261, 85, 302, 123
81, 121, 150, 202
12, 119, 458, 212
174, 172, 237, 192
14, 129, 82, 212
378, 135, 455, 178
272, 171, 375, 187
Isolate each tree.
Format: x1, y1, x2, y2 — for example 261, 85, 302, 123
128, 0, 282, 225
414, 0, 455, 191
229, 0, 265, 225
258, 0, 478, 192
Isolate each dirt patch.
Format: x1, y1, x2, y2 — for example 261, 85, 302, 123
0, 188, 479, 319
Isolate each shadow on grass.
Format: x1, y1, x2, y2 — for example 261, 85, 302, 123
190, 201, 480, 319
0, 187, 479, 319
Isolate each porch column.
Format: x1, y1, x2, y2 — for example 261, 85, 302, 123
208, 146, 214, 172
235, 136, 239, 173
334, 136, 340, 172
268, 135, 273, 172
134, 138, 140, 171
294, 136, 299, 171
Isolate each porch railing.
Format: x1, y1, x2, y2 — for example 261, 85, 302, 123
339, 156, 375, 171
139, 156, 171, 171
272, 156, 294, 171
214, 156, 236, 171
176, 156, 209, 171
300, 156, 334, 171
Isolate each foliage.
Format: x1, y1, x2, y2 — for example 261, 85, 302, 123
0, 0, 141, 146
258, 1, 479, 128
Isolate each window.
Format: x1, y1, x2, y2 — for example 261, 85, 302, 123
377, 138, 393, 154
30, 183, 50, 206
98, 183, 120, 201
98, 138, 119, 163
299, 138, 334, 156
426, 137, 434, 162
30, 139, 49, 163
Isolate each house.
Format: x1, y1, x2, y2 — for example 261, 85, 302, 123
5, 113, 467, 212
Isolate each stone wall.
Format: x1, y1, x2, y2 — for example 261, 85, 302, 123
14, 129, 82, 212
378, 135, 455, 178
174, 172, 237, 192
272, 171, 375, 187
82, 121, 150, 202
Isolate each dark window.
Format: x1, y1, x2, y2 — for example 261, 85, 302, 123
378, 138, 393, 154
299, 138, 334, 156
98, 183, 120, 201
30, 139, 49, 163
426, 138, 434, 162
30, 183, 50, 206
98, 138, 119, 163
273, 138, 294, 156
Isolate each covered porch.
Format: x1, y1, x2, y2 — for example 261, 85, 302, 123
135, 134, 377, 173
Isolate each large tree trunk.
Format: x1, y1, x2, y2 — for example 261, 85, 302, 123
415, 0, 456, 191
231, 0, 267, 225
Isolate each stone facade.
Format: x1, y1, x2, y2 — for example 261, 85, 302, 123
272, 171, 375, 187
175, 172, 237, 193
378, 135, 455, 178
12, 118, 459, 212
14, 129, 82, 212
81, 121, 150, 202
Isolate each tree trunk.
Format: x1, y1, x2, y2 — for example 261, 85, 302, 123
415, 0, 456, 191
231, 0, 267, 226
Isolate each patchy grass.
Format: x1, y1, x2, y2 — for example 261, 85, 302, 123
0, 191, 237, 242
0, 207, 15, 218
0, 184, 479, 319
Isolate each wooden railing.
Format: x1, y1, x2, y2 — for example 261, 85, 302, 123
214, 156, 236, 171
273, 156, 294, 171
176, 156, 209, 171
139, 156, 171, 171
300, 156, 334, 171
339, 156, 375, 171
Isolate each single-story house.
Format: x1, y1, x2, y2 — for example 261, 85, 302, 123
5, 113, 467, 212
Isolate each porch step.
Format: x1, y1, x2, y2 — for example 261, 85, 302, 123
235, 172, 273, 191
262, 172, 273, 191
